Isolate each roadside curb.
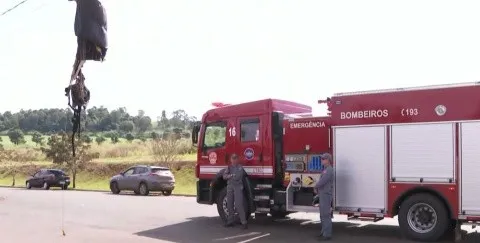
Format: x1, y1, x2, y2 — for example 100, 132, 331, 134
0, 185, 195, 197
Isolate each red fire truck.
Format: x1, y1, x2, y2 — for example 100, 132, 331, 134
192, 82, 480, 242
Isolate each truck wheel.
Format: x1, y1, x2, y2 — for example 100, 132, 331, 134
216, 187, 250, 224
162, 190, 172, 196
398, 193, 449, 242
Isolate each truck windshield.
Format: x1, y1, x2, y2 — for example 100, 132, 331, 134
203, 123, 227, 149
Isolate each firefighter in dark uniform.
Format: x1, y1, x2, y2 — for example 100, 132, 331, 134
314, 153, 334, 241
223, 154, 248, 229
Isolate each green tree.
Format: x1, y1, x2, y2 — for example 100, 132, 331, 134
125, 133, 135, 142
157, 110, 170, 129
7, 129, 26, 145
31, 131, 44, 146
119, 120, 135, 133
95, 136, 106, 145
170, 110, 188, 128
41, 132, 97, 188
137, 116, 152, 133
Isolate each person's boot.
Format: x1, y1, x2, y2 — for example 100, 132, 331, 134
241, 223, 248, 229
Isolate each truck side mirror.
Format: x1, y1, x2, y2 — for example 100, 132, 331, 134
191, 122, 201, 146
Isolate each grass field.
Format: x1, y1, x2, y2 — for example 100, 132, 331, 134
0, 134, 198, 195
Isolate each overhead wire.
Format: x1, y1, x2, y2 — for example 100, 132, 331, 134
0, 0, 30, 16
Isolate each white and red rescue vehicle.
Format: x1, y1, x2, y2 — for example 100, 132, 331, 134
192, 82, 480, 242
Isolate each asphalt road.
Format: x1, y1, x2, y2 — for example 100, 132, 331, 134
0, 188, 479, 243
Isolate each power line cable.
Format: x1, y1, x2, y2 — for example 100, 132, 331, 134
1, 0, 31, 16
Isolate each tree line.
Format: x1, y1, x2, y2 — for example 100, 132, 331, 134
0, 107, 198, 145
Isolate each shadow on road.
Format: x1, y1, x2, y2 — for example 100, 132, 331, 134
134, 216, 480, 243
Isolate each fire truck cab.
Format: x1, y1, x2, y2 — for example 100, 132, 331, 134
193, 82, 480, 242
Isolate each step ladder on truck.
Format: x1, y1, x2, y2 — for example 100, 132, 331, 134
193, 82, 480, 242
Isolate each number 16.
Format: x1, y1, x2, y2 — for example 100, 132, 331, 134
229, 127, 236, 137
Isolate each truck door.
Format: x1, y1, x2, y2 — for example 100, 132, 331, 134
198, 119, 236, 173
235, 116, 267, 176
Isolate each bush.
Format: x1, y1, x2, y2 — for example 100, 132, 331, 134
82, 135, 93, 144
8, 129, 26, 145
176, 139, 196, 154
95, 136, 106, 145
125, 133, 135, 142
150, 138, 181, 163
111, 135, 119, 144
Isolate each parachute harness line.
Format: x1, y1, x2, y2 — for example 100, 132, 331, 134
65, 60, 90, 158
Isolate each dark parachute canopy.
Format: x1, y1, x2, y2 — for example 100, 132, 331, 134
73, 0, 108, 61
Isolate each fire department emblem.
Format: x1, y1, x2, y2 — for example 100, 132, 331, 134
244, 148, 254, 160
208, 152, 217, 165
435, 105, 447, 116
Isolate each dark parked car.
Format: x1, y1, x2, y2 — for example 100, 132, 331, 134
26, 169, 70, 190
109, 165, 175, 196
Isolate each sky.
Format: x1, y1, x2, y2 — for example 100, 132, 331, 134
0, 0, 479, 119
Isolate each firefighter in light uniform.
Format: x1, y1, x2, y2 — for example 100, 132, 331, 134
223, 154, 248, 229
314, 153, 334, 241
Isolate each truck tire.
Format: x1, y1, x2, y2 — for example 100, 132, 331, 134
216, 187, 250, 224
398, 193, 449, 242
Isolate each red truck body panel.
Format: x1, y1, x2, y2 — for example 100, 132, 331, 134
283, 117, 330, 155
329, 83, 480, 126
197, 99, 313, 180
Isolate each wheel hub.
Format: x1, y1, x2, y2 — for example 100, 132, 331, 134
407, 203, 438, 234
222, 196, 237, 217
